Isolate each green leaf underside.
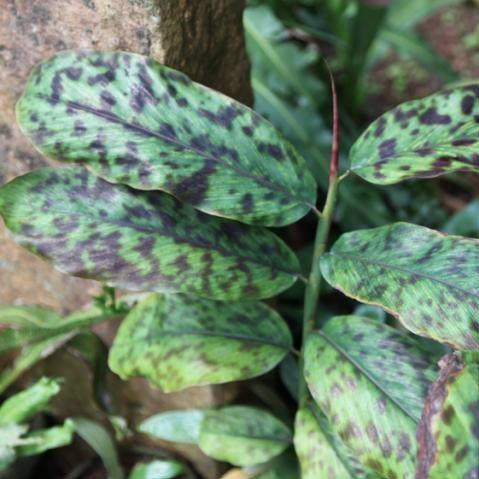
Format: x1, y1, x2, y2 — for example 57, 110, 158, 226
0, 167, 299, 300
0, 423, 27, 471
128, 460, 183, 479
320, 222, 479, 349
416, 353, 479, 479
72, 418, 124, 479
139, 410, 205, 444
305, 316, 437, 479
350, 84, 479, 184
109, 294, 291, 392
294, 408, 354, 479
16, 50, 316, 226
198, 406, 291, 467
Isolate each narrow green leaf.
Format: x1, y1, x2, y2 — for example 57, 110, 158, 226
305, 316, 437, 478
109, 294, 291, 392
387, 0, 462, 30
0, 377, 61, 425
15, 419, 75, 457
72, 417, 124, 479
416, 353, 479, 479
139, 410, 205, 445
320, 222, 479, 349
198, 406, 291, 467
294, 408, 355, 479
0, 336, 71, 395
16, 50, 316, 226
379, 28, 458, 84
350, 85, 479, 184
128, 460, 183, 479
0, 167, 300, 301
0, 305, 111, 354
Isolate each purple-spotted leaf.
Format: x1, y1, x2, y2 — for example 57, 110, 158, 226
109, 294, 292, 392
0, 167, 300, 301
416, 353, 479, 479
350, 84, 479, 184
320, 222, 479, 349
16, 50, 317, 226
305, 316, 437, 479
198, 406, 291, 467
294, 407, 379, 479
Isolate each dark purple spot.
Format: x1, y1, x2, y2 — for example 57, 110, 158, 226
419, 107, 451, 125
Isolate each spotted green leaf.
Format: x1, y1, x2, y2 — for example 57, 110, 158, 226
16, 50, 316, 226
320, 222, 479, 350
305, 316, 437, 479
109, 293, 292, 391
294, 407, 369, 479
139, 409, 205, 444
198, 406, 291, 467
416, 353, 479, 479
350, 84, 479, 184
0, 167, 300, 301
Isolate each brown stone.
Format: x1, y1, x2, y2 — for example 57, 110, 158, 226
0, 0, 252, 310
0, 2, 250, 477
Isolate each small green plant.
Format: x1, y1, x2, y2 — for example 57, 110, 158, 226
0, 50, 478, 478
0, 378, 74, 473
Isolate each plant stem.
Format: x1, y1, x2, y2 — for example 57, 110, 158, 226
298, 177, 339, 407
298, 60, 340, 408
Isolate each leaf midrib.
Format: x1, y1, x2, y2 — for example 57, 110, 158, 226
37, 94, 312, 208
114, 329, 291, 351
203, 429, 291, 444
318, 330, 419, 422
328, 251, 479, 300
18, 203, 299, 278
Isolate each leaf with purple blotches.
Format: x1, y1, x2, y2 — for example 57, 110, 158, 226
109, 293, 292, 392
16, 50, 317, 226
320, 223, 479, 349
416, 352, 479, 479
198, 406, 291, 467
350, 84, 479, 184
0, 167, 300, 301
305, 316, 438, 479
294, 407, 379, 479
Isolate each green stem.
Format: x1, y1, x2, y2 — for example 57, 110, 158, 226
298, 60, 341, 408
298, 177, 339, 407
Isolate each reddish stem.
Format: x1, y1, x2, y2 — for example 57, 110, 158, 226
325, 61, 340, 182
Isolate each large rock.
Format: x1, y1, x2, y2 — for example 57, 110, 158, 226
0, 0, 252, 310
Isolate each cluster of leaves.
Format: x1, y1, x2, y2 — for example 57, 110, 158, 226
0, 378, 74, 472
0, 22, 477, 479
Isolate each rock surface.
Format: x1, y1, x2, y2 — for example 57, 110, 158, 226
0, 2, 251, 477
0, 0, 252, 310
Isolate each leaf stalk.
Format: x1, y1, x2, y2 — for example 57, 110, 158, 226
298, 64, 340, 408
